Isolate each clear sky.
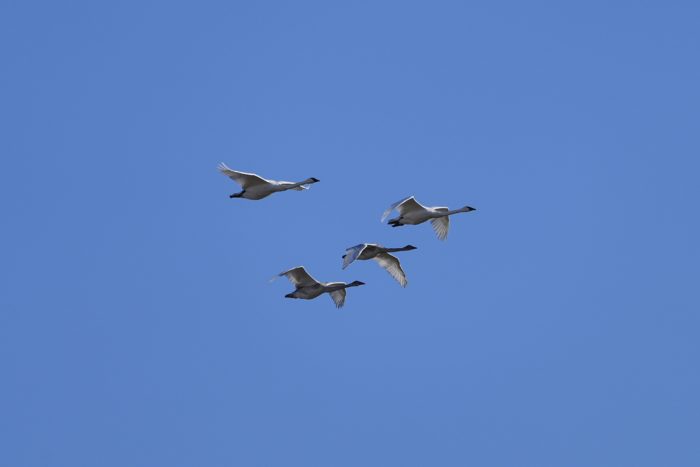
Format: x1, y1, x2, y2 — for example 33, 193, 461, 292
2, 1, 699, 466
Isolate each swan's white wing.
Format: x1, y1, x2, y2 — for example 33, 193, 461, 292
381, 196, 419, 222
374, 253, 408, 287
218, 163, 269, 189
329, 289, 347, 308
278, 266, 320, 287
342, 244, 367, 269
430, 215, 450, 241
397, 197, 427, 215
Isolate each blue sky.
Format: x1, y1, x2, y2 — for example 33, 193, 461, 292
2, 1, 699, 466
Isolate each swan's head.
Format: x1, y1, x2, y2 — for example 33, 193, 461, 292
404, 245, 418, 250
284, 293, 296, 298
349, 280, 365, 287
464, 206, 476, 212
308, 177, 320, 183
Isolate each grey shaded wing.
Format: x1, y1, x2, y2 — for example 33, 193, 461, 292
374, 253, 408, 287
278, 266, 320, 287
430, 215, 450, 241
218, 163, 269, 189
329, 289, 347, 308
342, 244, 368, 269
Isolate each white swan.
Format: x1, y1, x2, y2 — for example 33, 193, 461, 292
218, 163, 319, 200
342, 244, 416, 287
381, 196, 476, 240
277, 266, 365, 308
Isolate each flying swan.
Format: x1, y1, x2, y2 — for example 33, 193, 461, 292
381, 196, 476, 240
218, 163, 319, 200
342, 244, 416, 287
277, 266, 365, 308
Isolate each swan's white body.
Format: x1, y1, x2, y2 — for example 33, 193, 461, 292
218, 163, 319, 200
381, 196, 476, 240
342, 244, 416, 287
278, 266, 365, 308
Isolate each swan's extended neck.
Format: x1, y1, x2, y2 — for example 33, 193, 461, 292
385, 245, 417, 253
287, 177, 320, 189
327, 281, 364, 291
437, 206, 476, 217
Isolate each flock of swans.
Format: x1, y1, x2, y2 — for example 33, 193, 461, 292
218, 162, 477, 309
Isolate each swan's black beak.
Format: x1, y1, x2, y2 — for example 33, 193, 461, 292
310, 177, 320, 183
285, 293, 295, 298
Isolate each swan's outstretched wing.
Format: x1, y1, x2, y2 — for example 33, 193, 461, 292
329, 289, 347, 308
381, 196, 428, 222
430, 214, 450, 240
397, 197, 427, 215
218, 163, 269, 188
374, 253, 408, 287
278, 266, 320, 287
342, 244, 368, 269
381, 196, 426, 222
